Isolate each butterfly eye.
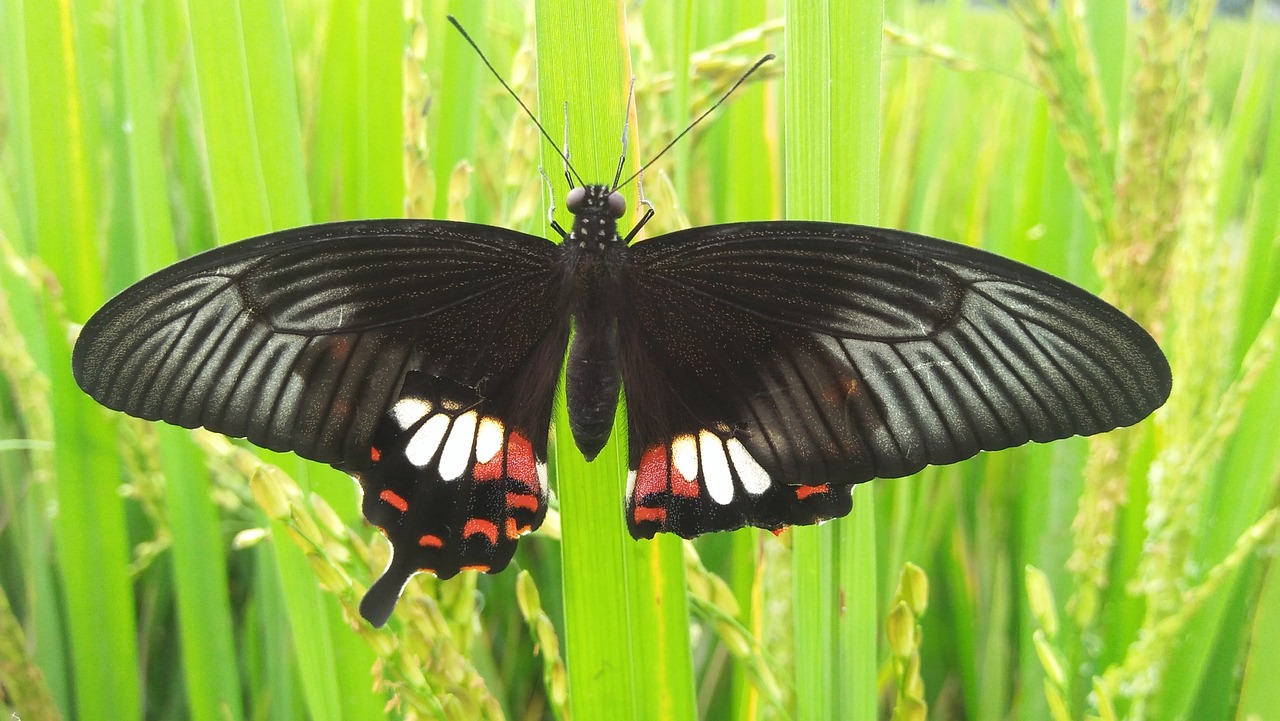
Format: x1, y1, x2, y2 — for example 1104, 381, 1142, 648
607, 192, 626, 218
566, 187, 586, 213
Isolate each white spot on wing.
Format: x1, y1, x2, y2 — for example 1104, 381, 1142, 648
699, 431, 734, 505
727, 438, 771, 495
671, 434, 699, 482
438, 411, 478, 481
536, 461, 548, 490
625, 469, 637, 499
391, 397, 432, 429
475, 417, 505, 464
405, 414, 450, 467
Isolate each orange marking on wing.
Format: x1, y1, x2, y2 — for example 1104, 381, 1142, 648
418, 534, 444, 548
380, 489, 409, 512
506, 431, 539, 493
506, 492, 540, 512
633, 505, 667, 524
505, 517, 532, 539
634, 444, 668, 500
370, 446, 382, 462
460, 565, 491, 573
795, 484, 829, 500
771, 526, 789, 537
463, 518, 499, 544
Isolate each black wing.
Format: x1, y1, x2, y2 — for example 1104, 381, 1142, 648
618, 221, 1170, 539
73, 220, 570, 625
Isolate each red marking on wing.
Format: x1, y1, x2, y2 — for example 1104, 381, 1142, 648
506, 492, 540, 511
419, 534, 444, 548
795, 484, 829, 500
771, 527, 789, 537
473, 447, 505, 481
633, 505, 667, 525
370, 446, 382, 462
463, 518, 499, 544
380, 489, 409, 512
670, 453, 699, 498
506, 431, 539, 493
634, 445, 668, 500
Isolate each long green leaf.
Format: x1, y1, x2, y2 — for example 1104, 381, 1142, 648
118, 3, 246, 718
17, 2, 143, 718
536, 2, 639, 718
785, 2, 881, 719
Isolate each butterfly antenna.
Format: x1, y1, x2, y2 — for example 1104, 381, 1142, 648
447, 16, 585, 187
611, 77, 637, 191
562, 102, 575, 189
617, 54, 775, 189
539, 166, 569, 238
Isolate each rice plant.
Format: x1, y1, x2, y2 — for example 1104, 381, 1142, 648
1, 1, 1277, 719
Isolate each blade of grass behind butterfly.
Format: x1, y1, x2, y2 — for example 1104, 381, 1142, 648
182, 1, 383, 718
428, 1, 485, 221
622, 5, 701, 717
117, 4, 247, 719
535, 2, 696, 719
1156, 55, 1280, 721
784, 1, 881, 720
10, 3, 144, 718
0, 4, 72, 714
301, 3, 404, 218
1237, 521, 1280, 719
535, 2, 636, 718
281, 0, 406, 713
692, 2, 781, 718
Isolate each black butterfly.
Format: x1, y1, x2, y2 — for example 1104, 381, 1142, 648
71, 25, 1170, 627
72, 178, 1170, 626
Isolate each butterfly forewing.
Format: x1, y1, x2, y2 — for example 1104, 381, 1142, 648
73, 220, 568, 468
618, 221, 1171, 538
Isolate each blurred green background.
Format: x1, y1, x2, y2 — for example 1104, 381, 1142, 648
2, 0, 1278, 719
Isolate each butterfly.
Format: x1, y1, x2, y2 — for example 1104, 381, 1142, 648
72, 178, 1171, 626
71, 26, 1171, 628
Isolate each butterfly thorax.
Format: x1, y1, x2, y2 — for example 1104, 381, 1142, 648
562, 184, 629, 461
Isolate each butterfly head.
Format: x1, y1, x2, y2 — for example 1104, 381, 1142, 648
565, 185, 626, 247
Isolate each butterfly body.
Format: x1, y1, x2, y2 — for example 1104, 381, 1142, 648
562, 184, 631, 460
73, 180, 1170, 626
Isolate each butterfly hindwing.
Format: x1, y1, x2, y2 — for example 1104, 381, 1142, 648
625, 428, 853, 539
619, 221, 1171, 538
355, 373, 551, 627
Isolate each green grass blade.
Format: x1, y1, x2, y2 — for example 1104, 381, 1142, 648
181, 2, 381, 719
117, 3, 246, 718
354, 1, 404, 218
785, 4, 834, 716
158, 428, 247, 720
536, 3, 639, 718
15, 2, 143, 718
535, 3, 696, 718
0, 5, 72, 716
1237, 537, 1280, 719
785, 1, 881, 719
829, 4, 881, 720
432, 2, 485, 221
